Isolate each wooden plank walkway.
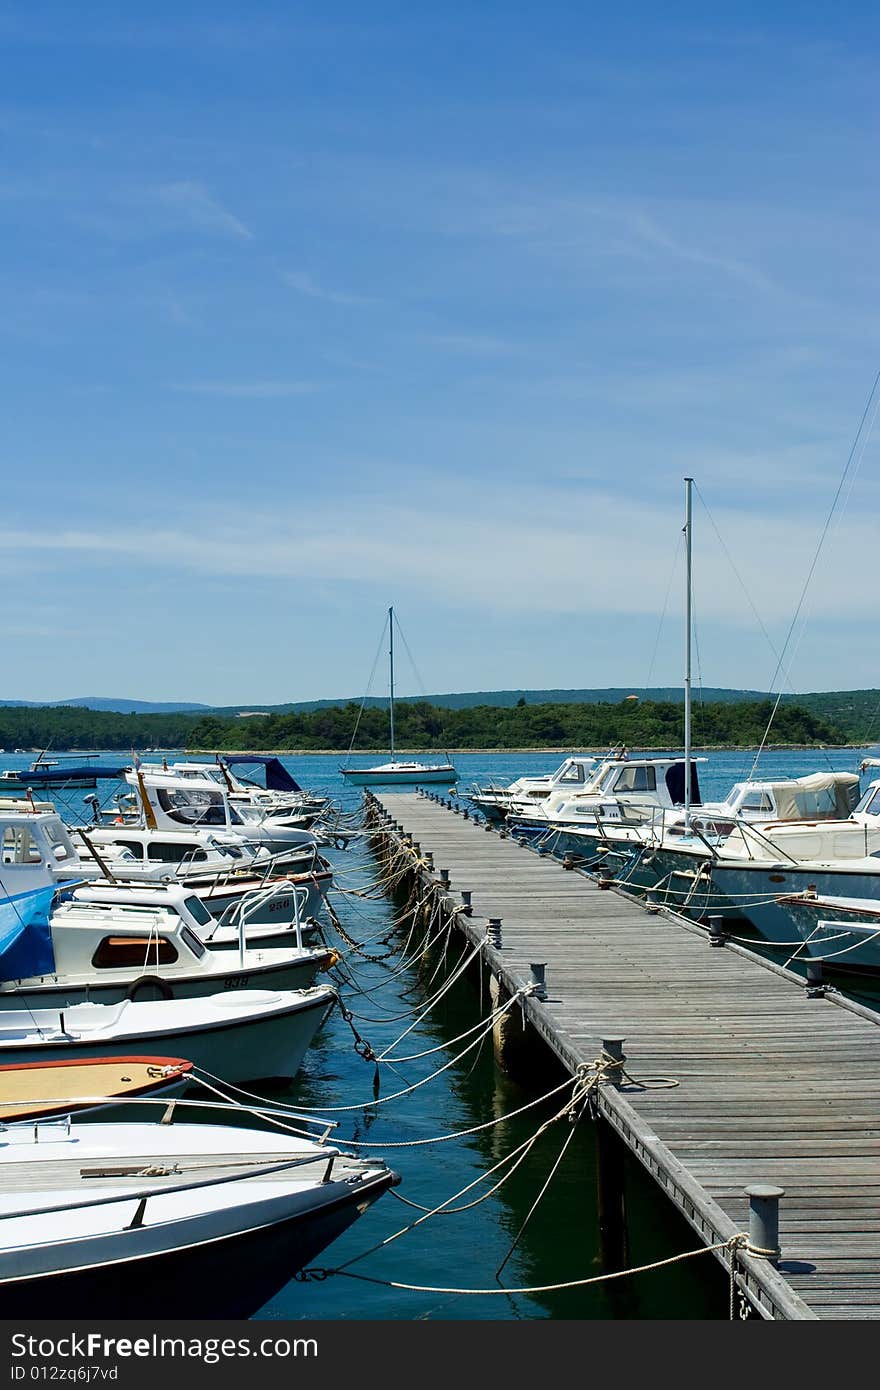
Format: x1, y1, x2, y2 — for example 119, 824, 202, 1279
371, 790, 880, 1321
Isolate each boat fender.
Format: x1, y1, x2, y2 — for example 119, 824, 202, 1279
125, 974, 174, 1001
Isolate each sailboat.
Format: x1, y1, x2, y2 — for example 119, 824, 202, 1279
341, 607, 458, 785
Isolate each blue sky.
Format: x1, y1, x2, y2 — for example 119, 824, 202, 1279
2, 2, 879, 703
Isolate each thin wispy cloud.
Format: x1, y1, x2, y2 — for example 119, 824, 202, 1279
281, 271, 375, 307
152, 181, 253, 240
2, 476, 874, 628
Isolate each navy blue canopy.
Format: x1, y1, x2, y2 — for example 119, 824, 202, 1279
223, 755, 301, 793
4, 764, 126, 785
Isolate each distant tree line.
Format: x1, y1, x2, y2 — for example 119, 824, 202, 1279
0, 706, 201, 752
187, 698, 845, 751
0, 697, 851, 753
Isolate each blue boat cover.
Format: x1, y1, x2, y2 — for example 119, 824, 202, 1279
223, 756, 301, 793
0, 885, 56, 981
4, 764, 126, 784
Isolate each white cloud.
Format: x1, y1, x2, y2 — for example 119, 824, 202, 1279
1, 477, 874, 629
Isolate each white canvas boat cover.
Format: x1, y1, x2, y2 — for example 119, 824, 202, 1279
768, 771, 859, 821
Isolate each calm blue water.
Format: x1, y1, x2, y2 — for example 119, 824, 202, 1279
1, 744, 876, 1320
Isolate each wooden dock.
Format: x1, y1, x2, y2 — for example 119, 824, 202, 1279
367, 790, 880, 1321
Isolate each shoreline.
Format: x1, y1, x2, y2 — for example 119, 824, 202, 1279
183, 743, 862, 756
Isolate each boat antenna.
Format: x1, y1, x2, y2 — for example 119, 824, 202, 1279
684, 476, 693, 830
388, 604, 395, 761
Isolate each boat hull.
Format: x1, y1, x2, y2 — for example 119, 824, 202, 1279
0, 951, 332, 1008
341, 765, 458, 785
0, 990, 334, 1083
0, 1121, 396, 1318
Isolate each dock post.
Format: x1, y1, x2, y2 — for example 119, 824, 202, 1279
439, 868, 450, 890
423, 850, 434, 871
460, 890, 472, 916
745, 1185, 784, 1263
805, 959, 825, 998
486, 918, 503, 948
529, 962, 547, 1000
601, 1036, 626, 1088
596, 1120, 630, 1280
708, 915, 727, 947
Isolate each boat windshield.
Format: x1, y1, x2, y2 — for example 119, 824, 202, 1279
156, 787, 229, 827
855, 783, 880, 817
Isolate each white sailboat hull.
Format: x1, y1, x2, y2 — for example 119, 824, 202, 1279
342, 763, 458, 785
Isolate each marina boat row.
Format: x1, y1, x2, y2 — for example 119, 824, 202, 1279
0, 758, 399, 1318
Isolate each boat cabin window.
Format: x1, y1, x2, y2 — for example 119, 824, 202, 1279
147, 841, 209, 864
739, 791, 775, 813
179, 925, 207, 959
612, 766, 657, 794
1, 826, 41, 864
855, 785, 880, 817
557, 763, 586, 784
156, 788, 228, 827
42, 821, 71, 859
183, 895, 214, 928
91, 935, 179, 968
114, 840, 147, 861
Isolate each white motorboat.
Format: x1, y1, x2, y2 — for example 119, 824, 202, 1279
0, 798, 333, 924
141, 757, 329, 825
544, 769, 862, 893
467, 756, 599, 822
0, 986, 335, 1083
705, 778, 880, 945
508, 751, 707, 838
0, 884, 335, 1007
341, 607, 458, 786
71, 881, 325, 952
0, 1112, 398, 1317
122, 767, 326, 866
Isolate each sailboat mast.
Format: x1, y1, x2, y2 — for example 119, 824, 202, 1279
388, 605, 395, 760
683, 477, 693, 828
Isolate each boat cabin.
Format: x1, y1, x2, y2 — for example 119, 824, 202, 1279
0, 803, 86, 892
514, 755, 705, 825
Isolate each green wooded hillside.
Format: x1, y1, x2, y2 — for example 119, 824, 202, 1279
187, 698, 844, 751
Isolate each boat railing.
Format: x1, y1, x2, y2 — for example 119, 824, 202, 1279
725, 817, 803, 866
210, 879, 308, 954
